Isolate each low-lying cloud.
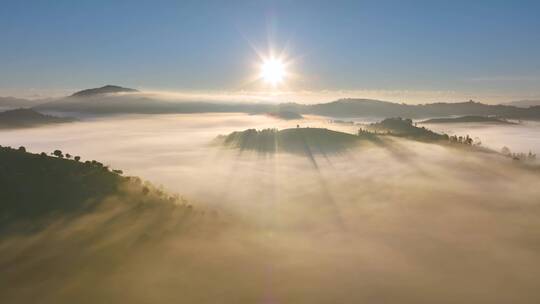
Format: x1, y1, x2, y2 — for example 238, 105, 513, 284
1, 113, 540, 303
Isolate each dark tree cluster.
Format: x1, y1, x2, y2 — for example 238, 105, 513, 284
501, 146, 537, 162
448, 134, 474, 145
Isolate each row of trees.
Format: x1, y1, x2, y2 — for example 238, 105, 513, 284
448, 134, 476, 145
9, 146, 126, 175
501, 146, 537, 161
46, 149, 82, 161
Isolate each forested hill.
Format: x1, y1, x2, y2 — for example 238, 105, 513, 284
0, 145, 193, 230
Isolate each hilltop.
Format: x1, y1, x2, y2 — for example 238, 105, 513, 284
367, 117, 448, 141
70, 85, 139, 97
420, 115, 515, 124
0, 108, 74, 129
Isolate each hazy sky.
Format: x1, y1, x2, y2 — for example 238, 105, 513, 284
1, 0, 540, 103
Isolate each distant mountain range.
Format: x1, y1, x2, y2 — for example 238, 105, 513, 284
501, 100, 540, 108
3, 85, 540, 120
0, 108, 74, 129
282, 99, 540, 119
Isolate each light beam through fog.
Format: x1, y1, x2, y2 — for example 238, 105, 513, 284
3, 1, 540, 302
1, 113, 540, 303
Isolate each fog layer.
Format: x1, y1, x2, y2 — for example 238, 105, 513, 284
422, 120, 540, 154
1, 113, 540, 303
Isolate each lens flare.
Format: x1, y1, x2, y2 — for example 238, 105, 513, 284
260, 58, 286, 86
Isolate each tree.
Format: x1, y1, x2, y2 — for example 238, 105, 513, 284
142, 186, 150, 195
18, 146, 26, 152
52, 150, 63, 158
65, 153, 72, 159
74, 156, 81, 162
501, 146, 511, 155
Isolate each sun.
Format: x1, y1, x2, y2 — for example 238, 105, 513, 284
260, 58, 286, 86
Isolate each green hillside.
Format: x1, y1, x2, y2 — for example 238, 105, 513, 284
0, 145, 193, 230
219, 127, 371, 154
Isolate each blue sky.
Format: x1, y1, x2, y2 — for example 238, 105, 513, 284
1, 0, 539, 103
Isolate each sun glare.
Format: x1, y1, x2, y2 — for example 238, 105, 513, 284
260, 58, 286, 86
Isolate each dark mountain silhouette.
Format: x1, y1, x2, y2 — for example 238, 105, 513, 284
0, 108, 74, 129
420, 115, 515, 124
71, 85, 139, 97
23, 86, 540, 119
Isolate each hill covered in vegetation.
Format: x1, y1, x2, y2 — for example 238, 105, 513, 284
367, 117, 448, 141
219, 127, 369, 154
219, 120, 486, 156
218, 128, 372, 154
0, 145, 194, 231
0, 108, 74, 129
420, 115, 515, 124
